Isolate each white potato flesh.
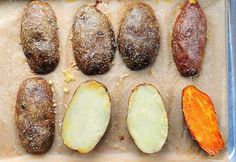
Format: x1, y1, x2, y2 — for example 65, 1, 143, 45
62, 80, 111, 153
127, 84, 168, 153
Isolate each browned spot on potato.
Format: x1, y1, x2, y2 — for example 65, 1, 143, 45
171, 1, 207, 77
15, 77, 55, 154
118, 2, 160, 70
21, 1, 59, 74
72, 5, 116, 75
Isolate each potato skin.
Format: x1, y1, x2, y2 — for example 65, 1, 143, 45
118, 2, 160, 70
21, 1, 59, 74
15, 77, 55, 154
171, 1, 207, 77
72, 5, 116, 75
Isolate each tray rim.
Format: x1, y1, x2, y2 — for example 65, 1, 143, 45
0, 0, 232, 161
228, 0, 236, 161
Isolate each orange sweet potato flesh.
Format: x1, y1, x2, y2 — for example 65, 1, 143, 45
182, 85, 224, 156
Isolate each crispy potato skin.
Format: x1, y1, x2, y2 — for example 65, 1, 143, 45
171, 1, 207, 77
182, 85, 224, 155
21, 1, 59, 74
72, 5, 116, 75
15, 77, 55, 154
118, 3, 160, 70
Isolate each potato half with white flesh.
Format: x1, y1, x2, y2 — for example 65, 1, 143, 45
127, 84, 168, 153
62, 80, 111, 153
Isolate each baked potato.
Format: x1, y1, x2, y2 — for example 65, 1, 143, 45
62, 80, 111, 153
127, 84, 168, 153
72, 5, 116, 75
15, 77, 55, 154
118, 2, 160, 70
171, 1, 207, 77
182, 85, 224, 155
21, 1, 59, 74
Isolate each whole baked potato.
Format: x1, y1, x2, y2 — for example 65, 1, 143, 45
21, 1, 60, 74
171, 1, 207, 77
118, 2, 160, 70
15, 77, 55, 154
72, 5, 116, 75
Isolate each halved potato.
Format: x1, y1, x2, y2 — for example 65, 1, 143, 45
182, 85, 224, 155
127, 84, 168, 153
62, 80, 111, 153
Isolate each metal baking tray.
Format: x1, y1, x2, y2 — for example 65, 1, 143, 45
228, 0, 236, 161
0, 0, 233, 161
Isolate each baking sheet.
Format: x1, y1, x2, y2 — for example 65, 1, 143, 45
228, 0, 236, 161
0, 0, 228, 161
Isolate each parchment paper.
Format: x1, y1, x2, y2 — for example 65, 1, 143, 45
0, 0, 227, 161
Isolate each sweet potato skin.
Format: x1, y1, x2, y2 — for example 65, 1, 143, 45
171, 1, 207, 77
21, 1, 59, 74
72, 5, 116, 75
118, 2, 160, 70
15, 77, 55, 154
182, 85, 224, 156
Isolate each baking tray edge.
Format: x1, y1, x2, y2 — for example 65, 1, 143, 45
228, 0, 236, 161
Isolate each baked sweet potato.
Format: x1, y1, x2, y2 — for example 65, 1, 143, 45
15, 77, 55, 154
118, 2, 160, 70
21, 1, 59, 74
72, 5, 116, 75
127, 84, 168, 153
171, 1, 207, 77
182, 85, 224, 155
62, 80, 111, 153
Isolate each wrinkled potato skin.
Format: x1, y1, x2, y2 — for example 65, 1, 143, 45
118, 3, 160, 70
72, 5, 116, 75
171, 1, 207, 77
21, 1, 59, 74
15, 77, 55, 154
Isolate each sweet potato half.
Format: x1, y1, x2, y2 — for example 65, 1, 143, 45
182, 85, 224, 156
